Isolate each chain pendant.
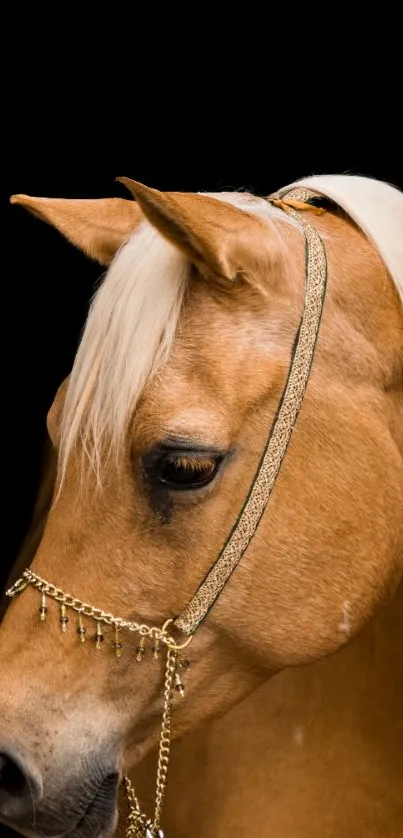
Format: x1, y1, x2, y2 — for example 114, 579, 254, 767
136, 636, 146, 662
113, 626, 123, 658
39, 593, 47, 621
174, 672, 184, 698
60, 603, 69, 632
95, 622, 104, 649
77, 613, 86, 642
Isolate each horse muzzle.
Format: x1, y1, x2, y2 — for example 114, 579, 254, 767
0, 742, 120, 838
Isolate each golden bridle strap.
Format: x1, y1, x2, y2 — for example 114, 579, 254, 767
174, 187, 328, 635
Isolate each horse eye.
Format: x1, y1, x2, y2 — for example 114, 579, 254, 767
159, 454, 222, 490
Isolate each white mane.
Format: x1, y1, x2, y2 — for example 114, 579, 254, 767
59, 224, 188, 481
278, 174, 403, 304
59, 177, 403, 479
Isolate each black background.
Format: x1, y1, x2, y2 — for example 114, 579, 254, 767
3, 139, 403, 596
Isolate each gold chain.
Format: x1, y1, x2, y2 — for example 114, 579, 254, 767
124, 648, 177, 838
7, 570, 192, 651
154, 648, 177, 828
124, 777, 145, 836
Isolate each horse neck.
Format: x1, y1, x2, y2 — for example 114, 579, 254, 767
207, 576, 403, 763
229, 578, 403, 821
147, 578, 403, 837
276, 577, 403, 731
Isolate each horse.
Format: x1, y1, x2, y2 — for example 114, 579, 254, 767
1, 174, 402, 838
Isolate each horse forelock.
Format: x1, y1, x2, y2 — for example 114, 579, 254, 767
57, 193, 292, 484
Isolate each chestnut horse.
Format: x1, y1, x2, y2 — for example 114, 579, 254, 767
1, 175, 402, 838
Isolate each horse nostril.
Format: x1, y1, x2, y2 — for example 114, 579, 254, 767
0, 753, 26, 796
0, 750, 42, 818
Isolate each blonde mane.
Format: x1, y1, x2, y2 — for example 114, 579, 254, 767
59, 178, 403, 480
279, 174, 403, 303
59, 224, 188, 481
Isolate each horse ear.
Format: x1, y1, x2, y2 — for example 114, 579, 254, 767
10, 194, 143, 265
118, 178, 275, 281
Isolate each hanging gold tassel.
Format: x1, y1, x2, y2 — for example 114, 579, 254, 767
113, 626, 123, 658
136, 636, 146, 662
77, 613, 86, 642
60, 603, 69, 632
174, 671, 184, 699
95, 622, 104, 650
39, 592, 47, 621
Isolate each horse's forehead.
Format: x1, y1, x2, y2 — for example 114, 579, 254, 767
177, 281, 293, 359
133, 298, 290, 448
170, 305, 278, 391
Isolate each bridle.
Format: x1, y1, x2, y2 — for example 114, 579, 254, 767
6, 188, 328, 838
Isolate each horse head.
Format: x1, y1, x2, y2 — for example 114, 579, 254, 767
1, 176, 402, 838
